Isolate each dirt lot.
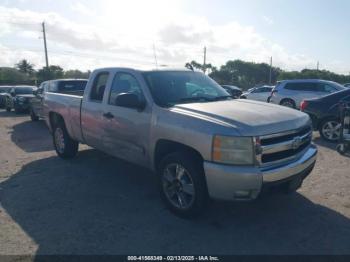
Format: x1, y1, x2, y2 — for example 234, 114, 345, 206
0, 108, 350, 255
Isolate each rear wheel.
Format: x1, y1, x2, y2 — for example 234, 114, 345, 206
52, 120, 79, 159
280, 99, 296, 109
158, 152, 208, 218
319, 118, 341, 142
30, 108, 39, 121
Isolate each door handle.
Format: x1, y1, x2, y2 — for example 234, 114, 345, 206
103, 112, 114, 119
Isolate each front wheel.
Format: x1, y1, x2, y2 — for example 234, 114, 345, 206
158, 152, 208, 218
53, 121, 79, 159
30, 108, 39, 121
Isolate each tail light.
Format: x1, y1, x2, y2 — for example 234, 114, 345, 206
271, 90, 278, 97
300, 100, 308, 111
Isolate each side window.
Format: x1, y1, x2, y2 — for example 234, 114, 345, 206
323, 84, 337, 93
90, 72, 109, 102
109, 72, 143, 105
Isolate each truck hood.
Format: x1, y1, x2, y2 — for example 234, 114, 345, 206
172, 99, 310, 136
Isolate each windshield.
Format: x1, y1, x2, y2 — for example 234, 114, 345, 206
142, 71, 231, 107
0, 87, 11, 93
15, 87, 33, 94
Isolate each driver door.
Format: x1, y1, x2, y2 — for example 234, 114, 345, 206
102, 71, 152, 167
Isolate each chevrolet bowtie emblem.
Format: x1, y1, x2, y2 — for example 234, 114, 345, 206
292, 136, 302, 150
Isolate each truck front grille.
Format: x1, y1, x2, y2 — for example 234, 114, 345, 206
258, 126, 312, 167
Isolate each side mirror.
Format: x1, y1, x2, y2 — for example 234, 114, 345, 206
115, 93, 145, 110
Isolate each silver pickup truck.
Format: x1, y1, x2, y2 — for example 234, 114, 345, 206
44, 68, 317, 217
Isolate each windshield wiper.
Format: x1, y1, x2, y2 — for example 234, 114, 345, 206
211, 95, 233, 101
177, 97, 213, 103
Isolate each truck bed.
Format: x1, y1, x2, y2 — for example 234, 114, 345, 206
44, 92, 84, 142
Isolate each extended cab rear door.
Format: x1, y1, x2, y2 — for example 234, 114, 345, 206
81, 70, 112, 149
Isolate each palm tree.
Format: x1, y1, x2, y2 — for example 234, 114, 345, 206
15, 59, 35, 75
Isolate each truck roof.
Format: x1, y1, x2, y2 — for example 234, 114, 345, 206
93, 67, 195, 73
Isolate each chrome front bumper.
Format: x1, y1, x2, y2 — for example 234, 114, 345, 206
203, 144, 317, 201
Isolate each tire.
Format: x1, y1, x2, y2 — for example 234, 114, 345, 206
30, 108, 39, 121
52, 120, 79, 159
6, 107, 11, 112
240, 96, 247, 99
14, 106, 21, 114
336, 144, 348, 155
319, 118, 341, 142
280, 99, 296, 109
158, 152, 208, 218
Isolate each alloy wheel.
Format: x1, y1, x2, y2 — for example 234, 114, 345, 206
322, 121, 341, 141
162, 163, 195, 209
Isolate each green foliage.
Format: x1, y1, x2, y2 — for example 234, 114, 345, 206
36, 65, 64, 83
15, 59, 35, 76
208, 60, 281, 90
0, 67, 36, 85
63, 70, 90, 79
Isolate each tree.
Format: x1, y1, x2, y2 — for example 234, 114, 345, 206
37, 65, 64, 83
15, 59, 35, 75
0, 67, 34, 85
64, 69, 90, 79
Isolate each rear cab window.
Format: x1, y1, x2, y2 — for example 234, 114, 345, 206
90, 72, 110, 102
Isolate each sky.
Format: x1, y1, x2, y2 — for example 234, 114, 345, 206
0, 0, 349, 74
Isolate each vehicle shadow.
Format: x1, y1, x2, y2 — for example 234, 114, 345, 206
313, 136, 350, 158
313, 136, 337, 150
0, 109, 28, 118
10, 120, 53, 152
1, 149, 350, 255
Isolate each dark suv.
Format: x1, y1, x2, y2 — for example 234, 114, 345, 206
5, 86, 36, 113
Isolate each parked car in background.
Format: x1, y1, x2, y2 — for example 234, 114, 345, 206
301, 88, 350, 142
30, 79, 88, 121
221, 85, 242, 98
0, 86, 11, 108
4, 86, 36, 113
43, 67, 317, 217
269, 79, 345, 109
240, 85, 273, 102
344, 83, 350, 88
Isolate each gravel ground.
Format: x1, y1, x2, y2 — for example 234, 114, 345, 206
0, 109, 350, 255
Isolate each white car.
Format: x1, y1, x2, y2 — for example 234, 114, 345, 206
241, 86, 273, 102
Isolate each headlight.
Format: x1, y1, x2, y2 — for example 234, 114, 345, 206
212, 135, 254, 165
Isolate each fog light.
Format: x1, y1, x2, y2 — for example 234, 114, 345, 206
234, 190, 251, 199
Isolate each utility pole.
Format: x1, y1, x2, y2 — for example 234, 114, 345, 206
269, 56, 272, 85
203, 46, 207, 73
153, 43, 158, 69
42, 22, 49, 69
317, 61, 319, 71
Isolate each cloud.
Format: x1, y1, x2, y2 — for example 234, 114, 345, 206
70, 2, 94, 16
262, 16, 274, 25
0, 3, 347, 74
